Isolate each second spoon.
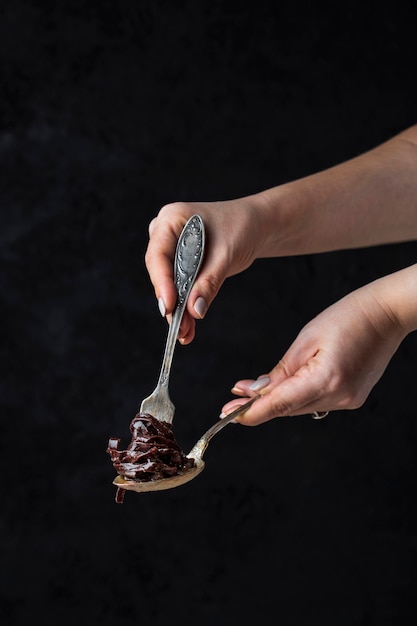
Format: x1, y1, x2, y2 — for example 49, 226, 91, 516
113, 396, 259, 493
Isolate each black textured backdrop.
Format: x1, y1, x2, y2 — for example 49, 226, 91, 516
2, 2, 417, 624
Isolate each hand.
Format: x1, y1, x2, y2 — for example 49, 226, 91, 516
220, 281, 407, 426
145, 197, 267, 343
145, 124, 417, 345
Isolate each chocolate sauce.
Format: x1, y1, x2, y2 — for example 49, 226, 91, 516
107, 412, 194, 503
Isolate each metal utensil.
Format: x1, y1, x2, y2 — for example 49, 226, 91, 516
139, 214, 205, 423
113, 396, 259, 493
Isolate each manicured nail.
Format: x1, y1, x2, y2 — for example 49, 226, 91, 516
249, 376, 270, 391
194, 296, 207, 318
158, 297, 166, 317
219, 411, 237, 423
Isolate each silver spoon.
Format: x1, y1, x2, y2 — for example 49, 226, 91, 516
140, 214, 205, 423
112, 396, 259, 493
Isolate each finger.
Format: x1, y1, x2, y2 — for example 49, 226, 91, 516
178, 311, 196, 345
185, 260, 226, 320
145, 208, 190, 315
163, 310, 196, 345
145, 246, 177, 317
182, 218, 235, 320
231, 356, 303, 398
237, 364, 327, 425
219, 398, 252, 423
146, 208, 228, 327
231, 376, 271, 396
231, 354, 333, 426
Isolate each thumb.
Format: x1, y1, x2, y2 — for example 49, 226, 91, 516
187, 265, 227, 320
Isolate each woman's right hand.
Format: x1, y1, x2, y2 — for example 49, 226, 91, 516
145, 125, 417, 345
145, 196, 268, 343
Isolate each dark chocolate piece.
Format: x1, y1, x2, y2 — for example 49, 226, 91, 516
107, 413, 194, 502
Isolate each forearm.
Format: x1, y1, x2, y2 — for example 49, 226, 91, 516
254, 125, 417, 257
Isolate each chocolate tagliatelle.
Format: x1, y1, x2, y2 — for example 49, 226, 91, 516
107, 413, 195, 503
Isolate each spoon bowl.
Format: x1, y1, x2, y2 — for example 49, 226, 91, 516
112, 396, 258, 494
112, 462, 204, 493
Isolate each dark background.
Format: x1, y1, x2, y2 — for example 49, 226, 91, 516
2, 1, 417, 624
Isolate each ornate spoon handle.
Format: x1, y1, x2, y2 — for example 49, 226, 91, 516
157, 214, 205, 387
140, 214, 205, 423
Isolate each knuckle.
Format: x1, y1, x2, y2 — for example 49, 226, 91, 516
159, 201, 179, 215
338, 389, 366, 410
327, 370, 367, 410
148, 217, 157, 236
144, 245, 155, 268
148, 202, 193, 235
322, 365, 347, 397
274, 358, 292, 378
159, 201, 190, 218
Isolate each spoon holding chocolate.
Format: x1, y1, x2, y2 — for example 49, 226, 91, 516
109, 396, 259, 500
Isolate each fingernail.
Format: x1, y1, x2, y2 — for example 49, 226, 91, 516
219, 411, 237, 424
158, 297, 166, 317
249, 376, 270, 391
194, 296, 207, 318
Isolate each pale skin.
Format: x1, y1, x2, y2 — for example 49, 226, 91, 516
145, 125, 417, 426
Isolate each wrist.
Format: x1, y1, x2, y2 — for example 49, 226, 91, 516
369, 264, 417, 336
251, 184, 306, 257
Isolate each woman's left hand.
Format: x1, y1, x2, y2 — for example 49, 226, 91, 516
220, 280, 407, 426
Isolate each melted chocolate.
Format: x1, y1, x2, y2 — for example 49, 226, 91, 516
107, 412, 194, 503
